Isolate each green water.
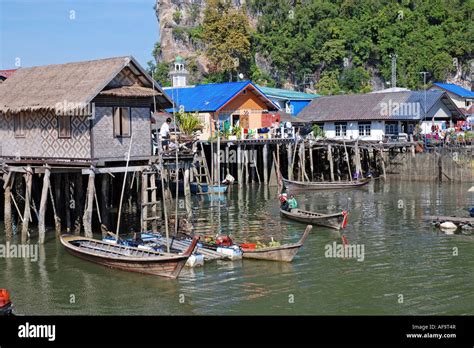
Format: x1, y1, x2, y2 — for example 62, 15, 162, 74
1, 179, 473, 315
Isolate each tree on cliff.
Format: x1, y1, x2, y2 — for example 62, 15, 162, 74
202, 0, 251, 81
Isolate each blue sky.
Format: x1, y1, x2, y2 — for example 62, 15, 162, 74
0, 0, 158, 69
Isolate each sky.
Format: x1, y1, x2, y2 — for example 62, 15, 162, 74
0, 0, 158, 69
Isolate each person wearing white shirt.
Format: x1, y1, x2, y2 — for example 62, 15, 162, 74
160, 118, 171, 151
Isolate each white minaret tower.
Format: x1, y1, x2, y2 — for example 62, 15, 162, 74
170, 55, 188, 87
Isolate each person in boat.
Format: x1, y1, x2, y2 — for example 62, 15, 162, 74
279, 193, 290, 211
287, 194, 298, 211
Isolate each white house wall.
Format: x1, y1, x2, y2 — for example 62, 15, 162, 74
323, 121, 385, 141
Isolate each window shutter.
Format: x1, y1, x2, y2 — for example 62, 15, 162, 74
121, 107, 130, 136
113, 107, 121, 137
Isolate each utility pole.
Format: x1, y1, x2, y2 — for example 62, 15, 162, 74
420, 71, 429, 130
391, 54, 397, 88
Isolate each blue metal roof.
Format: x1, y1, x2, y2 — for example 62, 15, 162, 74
257, 85, 319, 100
164, 81, 278, 113
433, 83, 474, 98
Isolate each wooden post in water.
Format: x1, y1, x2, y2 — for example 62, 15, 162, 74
150, 172, 158, 232
38, 166, 51, 244
184, 165, 191, 197
343, 141, 352, 181
354, 141, 362, 177
64, 174, 72, 233
380, 148, 387, 180
83, 170, 95, 238
3, 172, 14, 239
309, 145, 314, 181
74, 173, 83, 235
327, 145, 335, 182
100, 174, 109, 233
21, 166, 33, 243
141, 172, 148, 232
53, 174, 62, 236
263, 144, 268, 184
237, 145, 243, 187
287, 143, 292, 180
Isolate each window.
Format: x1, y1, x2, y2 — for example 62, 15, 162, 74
385, 122, 399, 135
358, 122, 371, 136
335, 122, 347, 137
14, 113, 26, 137
466, 100, 472, 107
113, 107, 131, 137
58, 116, 71, 138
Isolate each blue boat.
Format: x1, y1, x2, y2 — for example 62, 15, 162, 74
198, 184, 228, 194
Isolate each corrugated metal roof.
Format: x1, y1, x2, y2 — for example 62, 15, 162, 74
0, 69, 18, 79
257, 85, 319, 100
164, 81, 278, 113
298, 90, 457, 122
432, 83, 474, 98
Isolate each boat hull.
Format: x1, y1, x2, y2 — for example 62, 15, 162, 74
199, 184, 228, 193
242, 245, 301, 262
60, 235, 198, 279
280, 209, 344, 229
241, 225, 312, 262
283, 178, 369, 190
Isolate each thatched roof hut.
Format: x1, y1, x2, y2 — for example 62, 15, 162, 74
0, 56, 172, 114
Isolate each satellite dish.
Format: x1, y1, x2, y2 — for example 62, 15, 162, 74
238, 73, 244, 79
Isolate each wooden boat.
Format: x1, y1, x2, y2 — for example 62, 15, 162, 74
60, 234, 199, 279
241, 225, 312, 262
199, 184, 228, 194
280, 208, 347, 230
283, 177, 370, 190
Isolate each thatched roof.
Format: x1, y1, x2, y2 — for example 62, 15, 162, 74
99, 84, 162, 98
0, 56, 172, 114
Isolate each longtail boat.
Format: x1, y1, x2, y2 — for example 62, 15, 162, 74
240, 225, 312, 262
283, 178, 370, 190
60, 234, 199, 279
280, 209, 348, 230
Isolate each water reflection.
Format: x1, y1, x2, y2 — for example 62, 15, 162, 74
0, 179, 473, 315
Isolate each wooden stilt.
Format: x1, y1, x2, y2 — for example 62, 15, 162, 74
53, 174, 62, 236
74, 173, 83, 235
83, 171, 95, 238
3, 172, 14, 239
328, 145, 335, 182
263, 144, 268, 184
237, 145, 243, 187
184, 166, 191, 197
354, 141, 362, 177
21, 166, 33, 243
309, 145, 314, 181
100, 174, 109, 234
343, 141, 352, 181
380, 148, 387, 180
64, 174, 72, 233
141, 172, 148, 232
38, 166, 51, 244
287, 143, 293, 180
150, 172, 158, 232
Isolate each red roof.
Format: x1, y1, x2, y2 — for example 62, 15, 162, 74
0, 69, 18, 79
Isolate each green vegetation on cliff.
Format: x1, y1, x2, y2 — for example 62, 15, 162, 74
152, 0, 473, 94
